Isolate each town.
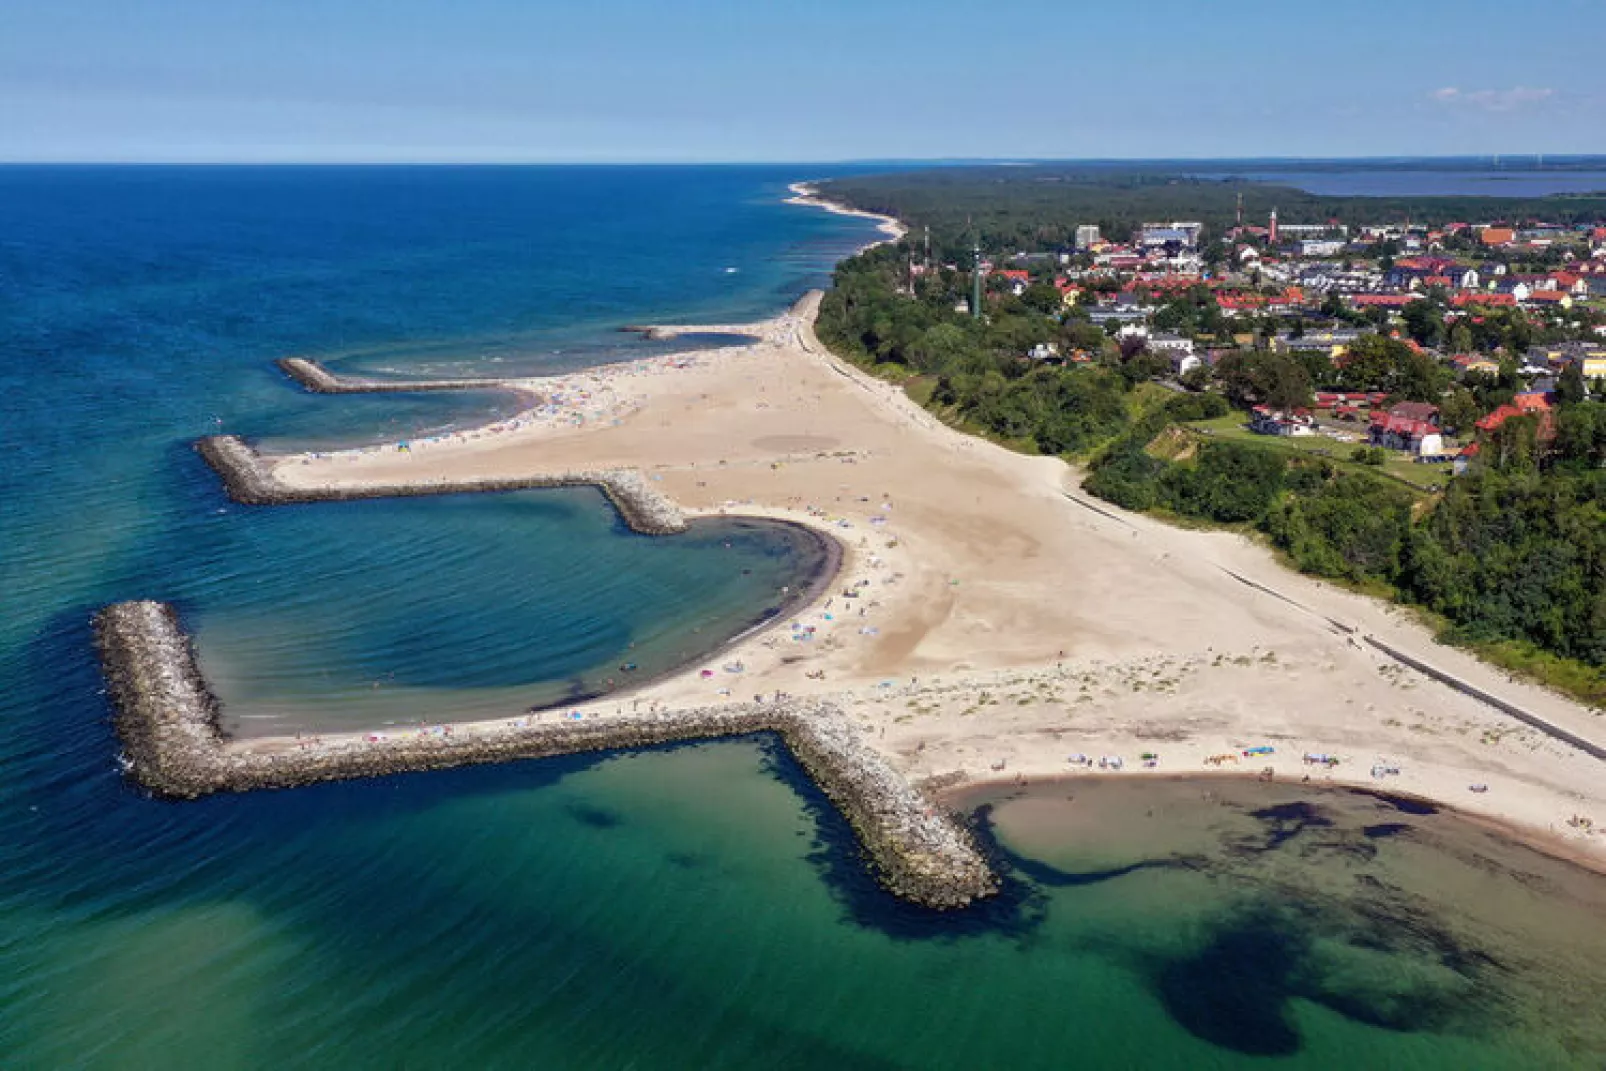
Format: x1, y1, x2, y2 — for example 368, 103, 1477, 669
953, 208, 1606, 480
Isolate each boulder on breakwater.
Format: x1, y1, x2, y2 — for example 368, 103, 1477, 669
195, 435, 688, 535
91, 600, 999, 910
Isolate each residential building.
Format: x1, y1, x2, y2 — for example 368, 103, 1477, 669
1299, 239, 1347, 257
1271, 328, 1361, 358
1475, 392, 1556, 442
1528, 342, 1606, 379
1250, 407, 1316, 437
1139, 221, 1203, 250
1449, 353, 1500, 379
1087, 305, 1151, 325
1369, 402, 1443, 456
1526, 290, 1572, 309
1145, 332, 1197, 374
1348, 293, 1422, 311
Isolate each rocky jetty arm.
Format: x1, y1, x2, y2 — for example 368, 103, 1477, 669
92, 601, 228, 797
277, 357, 514, 394
196, 435, 687, 534
91, 600, 999, 910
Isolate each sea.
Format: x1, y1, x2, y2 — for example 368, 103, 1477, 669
1176, 161, 1606, 198
2, 164, 1604, 1069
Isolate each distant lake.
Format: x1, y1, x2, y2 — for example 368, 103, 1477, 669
1204, 169, 1606, 198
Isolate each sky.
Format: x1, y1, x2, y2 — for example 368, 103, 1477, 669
2, 0, 1603, 163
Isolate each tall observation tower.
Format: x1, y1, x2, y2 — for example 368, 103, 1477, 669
971, 237, 983, 319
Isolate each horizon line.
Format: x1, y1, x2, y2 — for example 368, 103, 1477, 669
4, 153, 1606, 168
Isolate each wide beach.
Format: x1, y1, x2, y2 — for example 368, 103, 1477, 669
252, 284, 1606, 870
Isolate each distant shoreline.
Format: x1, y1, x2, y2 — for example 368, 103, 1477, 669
785, 181, 908, 250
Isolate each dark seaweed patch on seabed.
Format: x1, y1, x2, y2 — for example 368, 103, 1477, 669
1345, 786, 1439, 815
1224, 800, 1335, 854
1119, 793, 1518, 1055
1141, 893, 1508, 1056
1154, 910, 1305, 1056
564, 800, 626, 829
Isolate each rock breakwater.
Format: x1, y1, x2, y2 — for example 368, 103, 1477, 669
92, 600, 998, 910
196, 435, 688, 534
277, 357, 515, 394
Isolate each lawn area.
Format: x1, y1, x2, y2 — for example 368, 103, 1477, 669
1183, 413, 1452, 494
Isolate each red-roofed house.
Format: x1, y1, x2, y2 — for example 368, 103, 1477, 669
1053, 279, 1083, 307
1552, 271, 1589, 296
1526, 289, 1573, 308
1452, 291, 1516, 309
1216, 292, 1268, 316
1267, 286, 1305, 312
1475, 393, 1556, 441
1369, 402, 1444, 455
1349, 294, 1421, 310
1449, 353, 1500, 378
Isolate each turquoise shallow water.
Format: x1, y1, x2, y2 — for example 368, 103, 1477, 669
195, 491, 834, 733
3, 165, 1605, 1068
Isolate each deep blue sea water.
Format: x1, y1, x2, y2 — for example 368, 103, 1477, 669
3, 165, 1605, 1069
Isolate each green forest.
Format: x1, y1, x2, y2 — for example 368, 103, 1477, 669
816, 243, 1606, 704
816, 166, 1606, 258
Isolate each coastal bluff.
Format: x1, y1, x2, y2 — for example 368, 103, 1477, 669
91, 600, 1000, 911
196, 434, 687, 534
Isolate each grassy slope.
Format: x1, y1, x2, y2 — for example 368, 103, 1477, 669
1183, 414, 1450, 493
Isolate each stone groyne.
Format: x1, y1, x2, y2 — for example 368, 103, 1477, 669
91, 600, 999, 910
195, 435, 688, 535
277, 357, 519, 394
92, 601, 229, 797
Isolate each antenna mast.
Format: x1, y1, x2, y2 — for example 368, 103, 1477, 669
972, 234, 983, 319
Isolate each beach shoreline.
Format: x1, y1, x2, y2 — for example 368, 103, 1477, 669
96, 185, 1606, 877
168, 281, 1606, 870
941, 767, 1606, 880
786, 181, 908, 248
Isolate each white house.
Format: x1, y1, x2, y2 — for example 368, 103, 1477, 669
1146, 331, 1195, 357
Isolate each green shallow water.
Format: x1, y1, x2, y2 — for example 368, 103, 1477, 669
8, 743, 1604, 1069
189, 488, 833, 735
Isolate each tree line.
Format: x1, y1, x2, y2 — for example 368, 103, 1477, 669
817, 244, 1606, 702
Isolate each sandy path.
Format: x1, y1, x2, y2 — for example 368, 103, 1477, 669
262, 292, 1606, 866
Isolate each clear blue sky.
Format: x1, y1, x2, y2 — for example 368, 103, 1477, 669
3, 0, 1601, 163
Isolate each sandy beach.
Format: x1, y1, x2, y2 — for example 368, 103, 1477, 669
785, 182, 908, 246
251, 284, 1606, 869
